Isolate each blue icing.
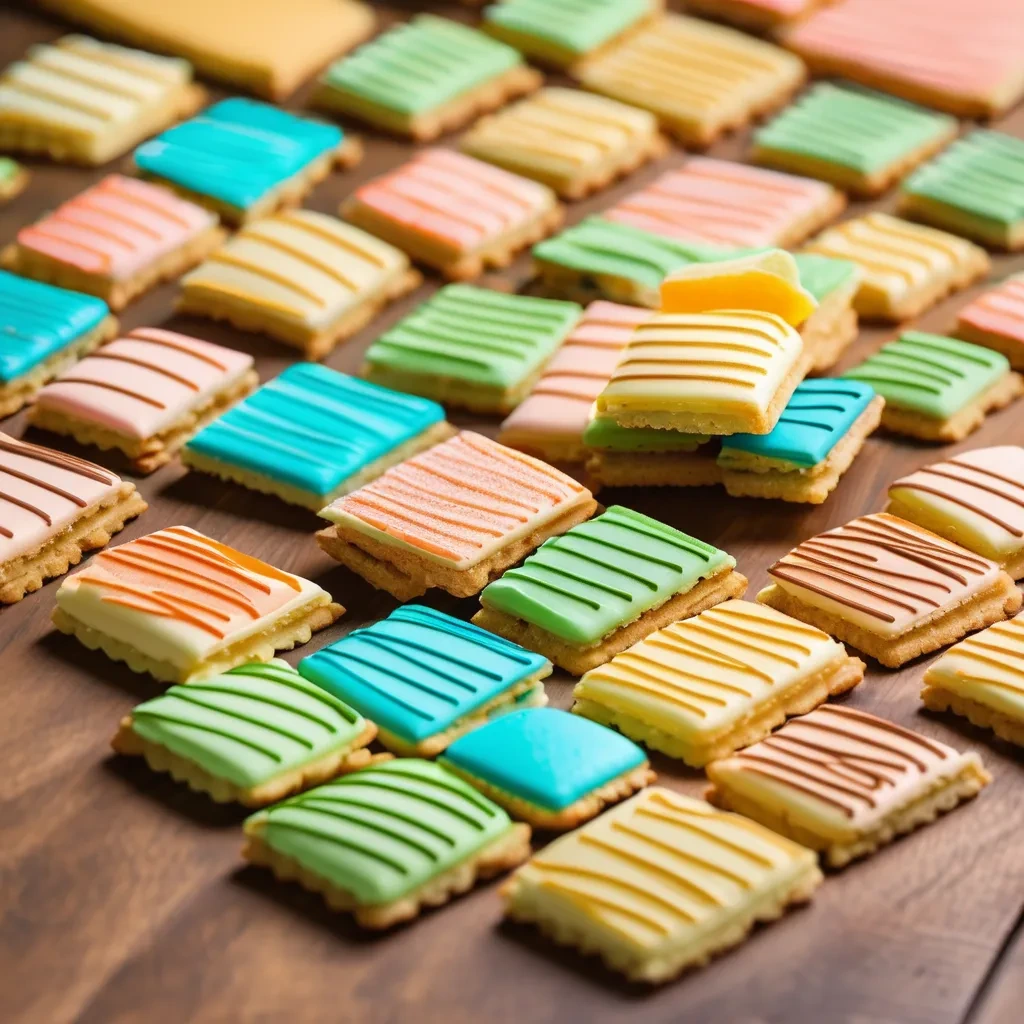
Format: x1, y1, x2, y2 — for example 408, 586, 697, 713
184, 363, 445, 498
0, 271, 108, 384
298, 605, 549, 746
720, 378, 876, 467
134, 98, 342, 210
439, 707, 646, 812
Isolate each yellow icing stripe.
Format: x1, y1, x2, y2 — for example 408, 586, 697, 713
203, 252, 328, 305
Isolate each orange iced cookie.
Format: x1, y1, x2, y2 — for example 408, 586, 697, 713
955, 274, 1024, 371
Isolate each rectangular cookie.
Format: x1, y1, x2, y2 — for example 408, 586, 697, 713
572, 599, 865, 765
474, 505, 747, 675
0, 270, 118, 418
686, 0, 838, 31
752, 82, 957, 197
29, 327, 258, 474
34, 0, 375, 101
0, 157, 28, 203
955, 273, 1024, 370
922, 612, 1024, 747
177, 210, 419, 360
804, 212, 991, 321
243, 759, 531, 929
605, 157, 844, 249
135, 98, 359, 226
2, 176, 223, 311
594, 310, 808, 435
497, 302, 650, 463
298, 604, 552, 756
718, 379, 883, 504
0, 34, 204, 165
361, 285, 581, 414
502, 787, 822, 983
313, 14, 540, 140
52, 525, 344, 684
459, 87, 666, 200
759, 512, 1023, 668
438, 707, 654, 831
843, 332, 1023, 442
574, 14, 805, 147
112, 660, 381, 806
182, 363, 451, 511
886, 447, 1024, 579
0, 434, 146, 604
583, 422, 721, 489
316, 431, 597, 600
342, 149, 562, 281
706, 704, 990, 867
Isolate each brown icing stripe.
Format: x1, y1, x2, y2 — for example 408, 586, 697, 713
0, 436, 116, 485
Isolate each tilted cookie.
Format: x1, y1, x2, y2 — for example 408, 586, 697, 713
183, 364, 452, 511
753, 83, 956, 197
316, 431, 597, 601
886, 447, 1024, 579
299, 605, 551, 756
313, 14, 540, 140
706, 704, 990, 867
0, 157, 27, 203
474, 506, 747, 675
178, 210, 419, 360
52, 525, 344, 684
112, 660, 382, 806
759, 512, 1022, 668
718, 379, 883, 505
243, 759, 531, 929
459, 87, 666, 200
572, 599, 865, 766
0, 271, 117, 419
502, 788, 822, 983
843, 332, 1022, 442
955, 274, 1024, 371
923, 612, 1024, 748
0, 34, 203, 165
361, 286, 581, 414
342, 149, 562, 281
793, 253, 860, 373
0, 434, 146, 604
438, 707, 653, 831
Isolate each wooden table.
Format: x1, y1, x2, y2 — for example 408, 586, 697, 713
2, 3, 1023, 1022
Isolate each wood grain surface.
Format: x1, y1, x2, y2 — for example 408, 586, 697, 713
2, 3, 1023, 1022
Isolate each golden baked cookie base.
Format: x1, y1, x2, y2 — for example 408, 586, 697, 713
921, 686, 1024, 748
573, 652, 865, 767
955, 321, 1024, 372
243, 821, 532, 929
112, 718, 386, 807
313, 64, 543, 141
876, 370, 1023, 443
473, 568, 748, 675
494, 427, 590, 466
0, 314, 118, 419
0, 82, 205, 166
585, 448, 724, 489
757, 574, 1023, 669
343, 195, 564, 282
316, 497, 599, 600
802, 281, 859, 373
182, 420, 457, 511
178, 265, 422, 360
30, 369, 259, 475
720, 394, 884, 504
0, 483, 146, 604
900, 194, 1024, 252
686, 0, 834, 30
51, 596, 344, 684
444, 760, 655, 832
502, 856, 822, 984
0, 165, 29, 204
707, 757, 991, 869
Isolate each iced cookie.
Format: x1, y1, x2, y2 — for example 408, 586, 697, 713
955, 274, 1024, 370
687, 0, 838, 31
0, 157, 27, 203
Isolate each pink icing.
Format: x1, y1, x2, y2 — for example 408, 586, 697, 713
958, 277, 1024, 346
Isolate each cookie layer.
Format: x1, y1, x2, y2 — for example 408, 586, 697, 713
955, 274, 1024, 370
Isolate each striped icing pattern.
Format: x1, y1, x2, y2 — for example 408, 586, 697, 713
299, 604, 549, 745
957, 275, 1024, 350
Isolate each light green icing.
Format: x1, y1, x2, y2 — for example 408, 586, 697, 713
583, 416, 709, 452
755, 83, 955, 175
480, 505, 735, 646
843, 332, 1010, 421
484, 0, 652, 56
129, 662, 366, 790
792, 252, 858, 302
320, 14, 523, 115
533, 216, 730, 289
0, 157, 20, 184
903, 130, 1024, 228
245, 760, 512, 904
363, 285, 580, 390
